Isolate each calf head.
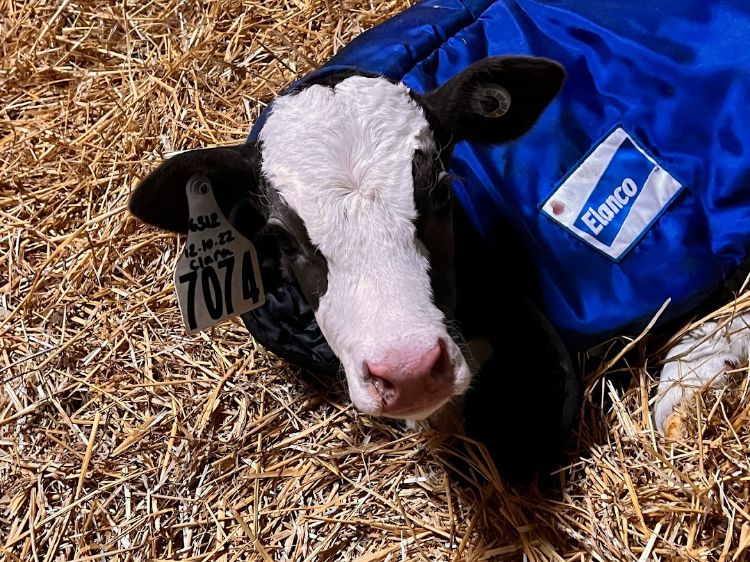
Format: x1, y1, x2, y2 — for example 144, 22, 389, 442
129, 57, 564, 421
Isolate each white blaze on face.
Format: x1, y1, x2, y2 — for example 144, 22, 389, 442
259, 76, 471, 418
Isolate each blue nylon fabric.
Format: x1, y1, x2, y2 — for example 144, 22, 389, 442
250, 0, 750, 349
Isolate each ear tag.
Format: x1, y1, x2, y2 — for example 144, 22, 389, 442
173, 175, 265, 334
473, 84, 511, 118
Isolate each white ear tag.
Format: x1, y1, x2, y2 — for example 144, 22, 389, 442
173, 175, 265, 334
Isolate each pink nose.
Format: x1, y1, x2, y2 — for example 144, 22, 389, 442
365, 340, 454, 416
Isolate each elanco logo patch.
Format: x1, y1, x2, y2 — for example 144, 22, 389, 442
542, 127, 683, 261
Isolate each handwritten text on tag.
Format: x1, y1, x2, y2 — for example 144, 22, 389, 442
174, 175, 265, 333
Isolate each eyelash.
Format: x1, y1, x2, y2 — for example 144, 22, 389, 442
431, 171, 452, 209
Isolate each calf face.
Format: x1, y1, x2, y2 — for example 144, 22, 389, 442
129, 57, 564, 420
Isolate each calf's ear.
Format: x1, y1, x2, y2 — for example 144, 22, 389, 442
129, 142, 265, 234
421, 56, 564, 144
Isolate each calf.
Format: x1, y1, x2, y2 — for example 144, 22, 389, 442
130, 60, 575, 476
129, 56, 750, 479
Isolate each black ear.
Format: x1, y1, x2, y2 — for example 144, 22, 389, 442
129, 142, 265, 234
421, 56, 564, 144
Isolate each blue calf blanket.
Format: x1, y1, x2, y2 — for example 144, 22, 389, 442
243, 0, 750, 370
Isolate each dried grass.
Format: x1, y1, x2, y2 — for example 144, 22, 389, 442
1, 1, 749, 560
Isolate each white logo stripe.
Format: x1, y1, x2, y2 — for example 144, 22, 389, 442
609, 163, 681, 252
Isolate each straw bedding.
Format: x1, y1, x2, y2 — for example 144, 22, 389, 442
1, 1, 749, 560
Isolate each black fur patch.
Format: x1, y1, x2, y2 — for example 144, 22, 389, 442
412, 147, 457, 318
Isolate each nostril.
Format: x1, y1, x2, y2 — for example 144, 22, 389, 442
365, 362, 397, 404
371, 374, 398, 407
430, 338, 452, 380
370, 374, 395, 388
370, 373, 394, 394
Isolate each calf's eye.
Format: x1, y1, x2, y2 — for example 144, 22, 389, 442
268, 224, 299, 257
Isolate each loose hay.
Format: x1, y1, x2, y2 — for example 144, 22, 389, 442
1, 1, 749, 560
